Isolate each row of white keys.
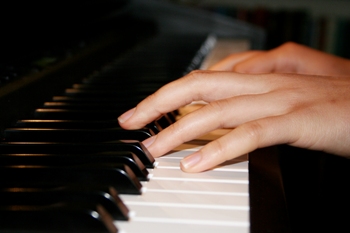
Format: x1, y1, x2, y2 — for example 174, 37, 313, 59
115, 136, 249, 233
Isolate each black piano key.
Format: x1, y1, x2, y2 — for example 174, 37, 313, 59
146, 122, 161, 134
42, 102, 135, 110
40, 104, 178, 124
64, 88, 153, 97
14, 119, 160, 135
0, 141, 155, 168
155, 114, 173, 130
0, 152, 149, 181
3, 127, 152, 142
0, 202, 118, 233
15, 119, 122, 129
143, 113, 177, 133
52, 95, 138, 104
85, 69, 170, 82
71, 83, 160, 92
0, 186, 129, 220
33, 109, 169, 122
33, 109, 125, 120
166, 111, 176, 123
81, 77, 166, 85
0, 164, 142, 194
63, 88, 149, 100
145, 114, 174, 133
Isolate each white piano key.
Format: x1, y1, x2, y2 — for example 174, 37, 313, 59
116, 219, 248, 233
121, 204, 248, 222
142, 179, 249, 194
116, 149, 250, 233
121, 189, 248, 208
149, 167, 248, 184
156, 158, 249, 172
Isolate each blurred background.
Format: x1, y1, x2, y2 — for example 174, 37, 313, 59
163, 0, 350, 58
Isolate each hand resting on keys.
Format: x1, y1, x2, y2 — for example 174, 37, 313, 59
118, 42, 350, 173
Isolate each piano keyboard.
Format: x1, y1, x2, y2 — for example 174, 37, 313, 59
116, 133, 249, 233
3, 1, 349, 231
0, 31, 251, 233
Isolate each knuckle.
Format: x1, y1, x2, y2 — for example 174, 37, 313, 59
144, 92, 163, 115
185, 70, 210, 84
187, 69, 209, 78
208, 139, 227, 160
279, 42, 307, 59
184, 70, 214, 100
287, 91, 304, 108
206, 100, 231, 128
207, 99, 230, 113
280, 41, 299, 51
166, 121, 187, 145
145, 92, 157, 103
240, 121, 265, 145
279, 88, 309, 112
186, 70, 200, 81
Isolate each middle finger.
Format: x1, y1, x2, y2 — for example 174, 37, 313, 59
143, 89, 297, 158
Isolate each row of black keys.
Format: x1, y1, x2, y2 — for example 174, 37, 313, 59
0, 63, 178, 232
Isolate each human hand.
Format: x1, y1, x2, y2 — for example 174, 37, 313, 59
118, 70, 350, 172
210, 42, 350, 76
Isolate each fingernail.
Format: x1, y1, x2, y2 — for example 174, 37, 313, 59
118, 108, 135, 123
180, 152, 202, 170
142, 135, 156, 148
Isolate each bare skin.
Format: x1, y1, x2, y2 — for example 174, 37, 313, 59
118, 42, 350, 173
210, 42, 350, 76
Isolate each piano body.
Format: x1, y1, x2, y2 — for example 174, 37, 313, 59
0, 0, 349, 233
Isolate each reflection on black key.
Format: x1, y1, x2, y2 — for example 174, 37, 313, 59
0, 141, 155, 168
42, 102, 135, 110
64, 88, 151, 97
0, 165, 142, 194
1, 186, 129, 220
4, 128, 152, 142
71, 83, 160, 92
34, 109, 124, 120
14, 119, 158, 135
52, 96, 139, 105
15, 119, 122, 129
167, 111, 177, 123
0, 152, 149, 181
0, 202, 117, 233
155, 114, 173, 130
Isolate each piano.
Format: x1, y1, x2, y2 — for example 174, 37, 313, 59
0, 0, 349, 233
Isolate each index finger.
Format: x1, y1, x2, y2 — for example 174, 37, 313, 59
118, 71, 269, 129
